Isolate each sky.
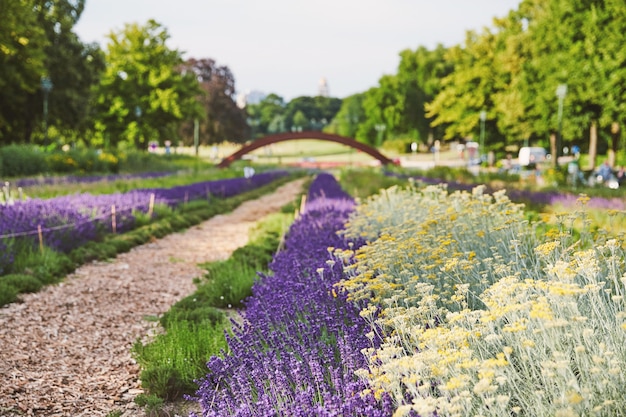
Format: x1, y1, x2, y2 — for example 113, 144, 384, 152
73, 0, 522, 102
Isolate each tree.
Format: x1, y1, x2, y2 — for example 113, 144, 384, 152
396, 45, 451, 145
93, 20, 201, 149
359, 76, 404, 146
179, 58, 247, 145
246, 93, 286, 138
39, 0, 106, 143
0, 0, 47, 143
425, 29, 503, 147
0, 0, 105, 144
284, 96, 341, 131
326, 93, 365, 138
516, 0, 626, 167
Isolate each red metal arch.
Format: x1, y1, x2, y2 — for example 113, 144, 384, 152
217, 131, 395, 168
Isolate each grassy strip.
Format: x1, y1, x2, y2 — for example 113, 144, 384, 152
131, 191, 304, 410
18, 166, 242, 199
0, 173, 306, 308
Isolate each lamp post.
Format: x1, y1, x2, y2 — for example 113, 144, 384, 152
40, 77, 53, 145
555, 84, 567, 167
374, 124, 386, 148
479, 110, 487, 161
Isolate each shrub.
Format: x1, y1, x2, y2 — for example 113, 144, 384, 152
0, 145, 48, 177
0, 274, 43, 293
0, 282, 18, 305
381, 137, 414, 154
339, 184, 626, 416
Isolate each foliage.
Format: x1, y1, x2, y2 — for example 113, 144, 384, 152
380, 137, 414, 154
338, 184, 626, 416
0, 171, 297, 306
0, 273, 43, 293
284, 96, 342, 132
191, 173, 393, 416
325, 93, 365, 138
245, 93, 286, 138
178, 58, 248, 145
337, 167, 408, 200
92, 20, 202, 150
0, 0, 105, 144
0, 0, 47, 143
134, 393, 166, 415
135, 197, 300, 403
0, 282, 18, 306
133, 320, 228, 401
0, 145, 209, 180
0, 145, 48, 177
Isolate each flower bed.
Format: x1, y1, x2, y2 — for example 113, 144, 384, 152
337, 184, 626, 416
191, 173, 392, 416
0, 171, 288, 274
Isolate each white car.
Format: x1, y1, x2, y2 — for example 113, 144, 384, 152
518, 147, 547, 167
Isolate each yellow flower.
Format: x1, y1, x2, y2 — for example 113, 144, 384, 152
534, 241, 560, 258
567, 391, 584, 405
577, 194, 591, 206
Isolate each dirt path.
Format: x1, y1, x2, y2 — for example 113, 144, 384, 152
0, 178, 307, 417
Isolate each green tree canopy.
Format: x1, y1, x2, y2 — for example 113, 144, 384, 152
93, 19, 201, 149
325, 93, 365, 138
245, 93, 286, 138
0, 0, 47, 142
284, 96, 341, 132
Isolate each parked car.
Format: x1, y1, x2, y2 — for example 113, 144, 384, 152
518, 147, 547, 167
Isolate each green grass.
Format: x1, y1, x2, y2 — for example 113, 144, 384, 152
132, 198, 302, 406
0, 173, 305, 308
337, 167, 408, 200
132, 319, 229, 401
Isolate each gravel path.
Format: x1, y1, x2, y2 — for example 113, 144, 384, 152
0, 178, 307, 417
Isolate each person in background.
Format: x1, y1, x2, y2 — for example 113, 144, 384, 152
617, 166, 625, 186
598, 160, 612, 181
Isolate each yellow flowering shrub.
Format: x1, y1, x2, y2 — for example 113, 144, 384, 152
337, 185, 626, 416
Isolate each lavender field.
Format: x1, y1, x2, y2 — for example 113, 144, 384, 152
0, 171, 289, 274
191, 173, 393, 416
188, 172, 626, 416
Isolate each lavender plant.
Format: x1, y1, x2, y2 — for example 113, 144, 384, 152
191, 173, 392, 417
0, 171, 289, 274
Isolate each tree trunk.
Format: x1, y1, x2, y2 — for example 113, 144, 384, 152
588, 121, 598, 171
550, 132, 557, 167
609, 122, 620, 168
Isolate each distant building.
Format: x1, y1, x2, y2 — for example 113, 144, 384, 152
318, 77, 329, 97
236, 90, 267, 108
236, 92, 247, 109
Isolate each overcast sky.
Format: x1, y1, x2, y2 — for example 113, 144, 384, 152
74, 0, 521, 101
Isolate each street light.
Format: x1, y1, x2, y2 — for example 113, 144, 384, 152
479, 110, 487, 161
555, 84, 568, 167
40, 76, 53, 145
374, 124, 386, 148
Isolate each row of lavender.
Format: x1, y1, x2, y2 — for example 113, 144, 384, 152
389, 171, 626, 210
191, 173, 392, 416
3, 171, 175, 189
0, 171, 289, 274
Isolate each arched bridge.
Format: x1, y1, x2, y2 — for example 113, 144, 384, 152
217, 131, 395, 168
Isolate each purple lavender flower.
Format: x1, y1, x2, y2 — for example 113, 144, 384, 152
0, 171, 289, 274
191, 173, 391, 417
